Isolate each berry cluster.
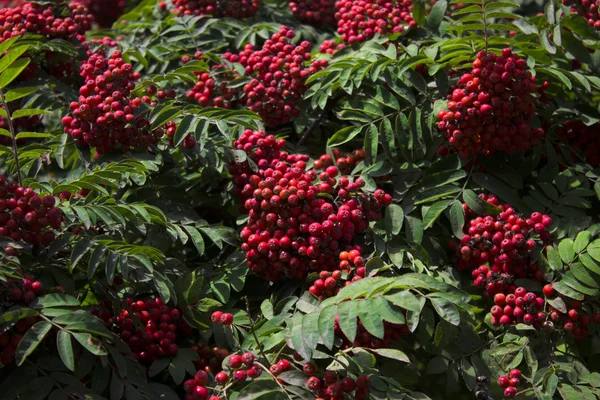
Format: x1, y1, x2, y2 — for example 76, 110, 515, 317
191, 344, 230, 374
543, 284, 600, 340
186, 68, 239, 109
562, 0, 600, 30
497, 369, 522, 398
230, 129, 390, 281
62, 49, 161, 155
210, 310, 234, 325
0, 1, 93, 45
312, 149, 367, 176
309, 250, 368, 299
95, 297, 189, 363
334, 0, 417, 44
334, 315, 409, 349
318, 39, 346, 55
305, 370, 371, 400
172, 0, 260, 19
74, 0, 125, 28
223, 26, 326, 127
289, 0, 337, 28
3, 275, 44, 305
489, 288, 546, 328
268, 357, 291, 376
0, 177, 62, 248
555, 120, 600, 166
449, 193, 552, 297
437, 49, 544, 158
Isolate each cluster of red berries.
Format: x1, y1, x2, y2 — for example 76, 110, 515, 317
0, 177, 61, 248
0, 1, 93, 44
74, 0, 125, 28
334, 0, 417, 44
555, 120, 600, 166
61, 49, 161, 155
562, 0, 600, 30
542, 284, 600, 340
94, 297, 190, 363
448, 194, 552, 297
437, 49, 544, 158
489, 288, 547, 328
191, 344, 230, 374
171, 0, 260, 19
497, 369, 522, 398
289, 0, 337, 28
318, 39, 346, 55
222, 26, 326, 127
230, 129, 391, 281
0, 276, 44, 365
186, 67, 239, 109
309, 250, 368, 299
4, 275, 44, 305
210, 310, 234, 325
334, 315, 409, 349
305, 370, 371, 400
312, 149, 367, 176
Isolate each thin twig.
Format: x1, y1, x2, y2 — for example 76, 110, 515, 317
254, 361, 294, 400
242, 295, 269, 365
298, 107, 328, 147
0, 88, 22, 186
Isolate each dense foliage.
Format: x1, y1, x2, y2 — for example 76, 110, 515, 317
2, 0, 600, 399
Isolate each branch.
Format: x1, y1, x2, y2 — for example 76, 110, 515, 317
0, 88, 22, 186
242, 295, 269, 365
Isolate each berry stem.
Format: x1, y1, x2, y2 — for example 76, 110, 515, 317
0, 88, 23, 186
243, 295, 269, 365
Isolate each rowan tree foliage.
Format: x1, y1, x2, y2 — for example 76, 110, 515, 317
2, 0, 600, 399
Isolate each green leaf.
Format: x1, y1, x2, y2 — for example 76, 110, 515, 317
423, 200, 453, 229
0, 307, 39, 324
318, 305, 337, 350
429, 296, 461, 326
358, 299, 385, 339
385, 204, 404, 236
15, 321, 52, 366
70, 238, 92, 271
386, 290, 425, 313
301, 313, 320, 354
71, 332, 107, 356
34, 294, 80, 308
337, 301, 358, 343
546, 246, 563, 272
570, 263, 600, 288
372, 297, 405, 324
413, 0, 426, 26
426, 0, 447, 30
0, 57, 30, 88
328, 126, 362, 147
553, 281, 585, 301
237, 380, 287, 400
364, 124, 378, 166
574, 231, 591, 254
370, 348, 410, 363
558, 239, 575, 264
405, 215, 424, 244
183, 226, 205, 257
463, 189, 501, 216
173, 115, 198, 147
57, 330, 74, 371
150, 105, 181, 130
449, 200, 465, 239
11, 108, 52, 119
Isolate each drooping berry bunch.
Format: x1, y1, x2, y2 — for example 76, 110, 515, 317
0, 177, 62, 248
305, 369, 372, 400
0, 1, 93, 44
2, 275, 44, 305
222, 26, 327, 127
61, 49, 162, 156
555, 120, 600, 166
95, 297, 190, 363
448, 193, 552, 297
191, 344, 230, 374
318, 39, 346, 55
497, 369, 522, 398
334, 0, 417, 44
171, 0, 260, 19
437, 49, 544, 158
210, 310, 234, 325
489, 288, 546, 328
230, 130, 391, 281
309, 249, 368, 299
289, 0, 337, 28
542, 284, 600, 340
74, 0, 125, 28
562, 0, 600, 30
186, 68, 240, 109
